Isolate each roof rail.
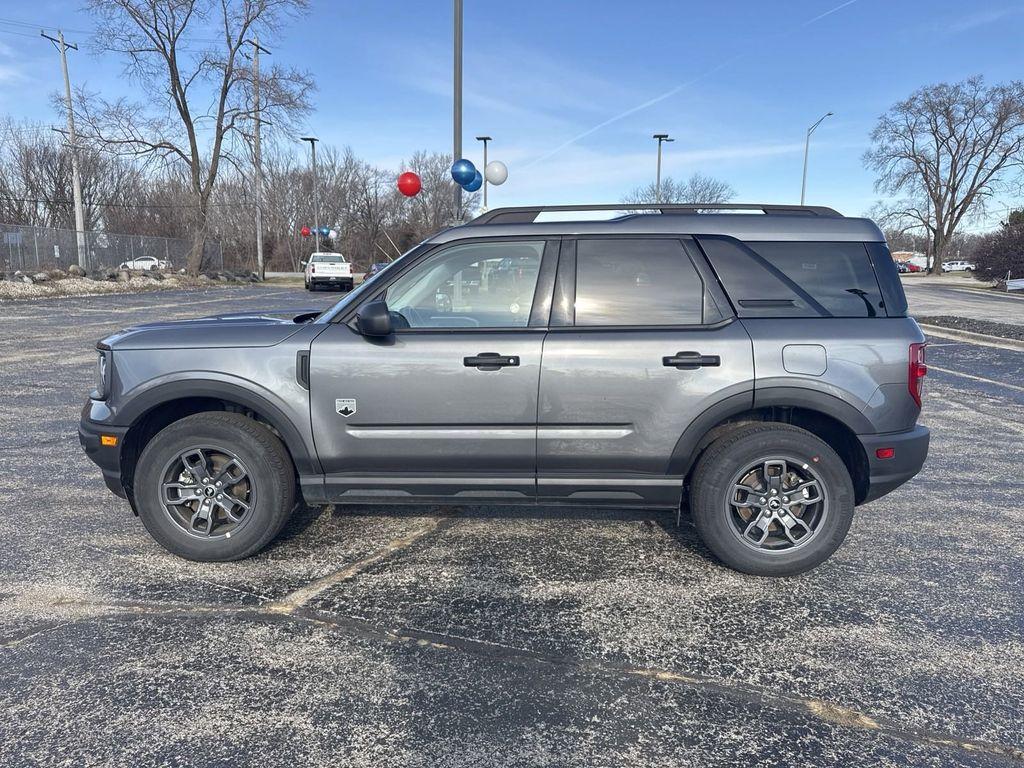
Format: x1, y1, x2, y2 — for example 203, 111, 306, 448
468, 203, 842, 226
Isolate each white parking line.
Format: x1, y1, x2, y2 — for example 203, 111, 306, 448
928, 365, 1024, 394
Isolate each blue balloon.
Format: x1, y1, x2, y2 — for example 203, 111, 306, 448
451, 159, 476, 186
320, 227, 330, 237
462, 169, 483, 192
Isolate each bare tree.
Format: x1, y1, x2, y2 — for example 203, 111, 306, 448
77, 0, 314, 272
623, 172, 736, 206
0, 119, 144, 231
864, 76, 1024, 275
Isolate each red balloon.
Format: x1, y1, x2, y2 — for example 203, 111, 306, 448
300, 226, 311, 237
397, 171, 422, 197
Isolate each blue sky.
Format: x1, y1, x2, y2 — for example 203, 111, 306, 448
1, 0, 1023, 225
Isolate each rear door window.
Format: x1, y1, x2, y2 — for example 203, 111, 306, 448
574, 238, 706, 326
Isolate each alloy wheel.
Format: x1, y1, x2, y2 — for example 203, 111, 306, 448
159, 445, 256, 539
727, 456, 828, 553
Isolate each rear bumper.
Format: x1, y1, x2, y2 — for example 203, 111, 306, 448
79, 402, 129, 498
309, 276, 353, 288
857, 425, 930, 504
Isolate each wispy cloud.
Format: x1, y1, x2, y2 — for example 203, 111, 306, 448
944, 7, 1022, 35
523, 0, 864, 167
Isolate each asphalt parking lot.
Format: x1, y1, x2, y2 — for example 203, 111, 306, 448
2, 284, 1023, 767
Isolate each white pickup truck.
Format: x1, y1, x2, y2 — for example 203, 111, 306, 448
303, 252, 353, 291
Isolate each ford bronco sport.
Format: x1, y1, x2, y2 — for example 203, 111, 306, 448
80, 203, 929, 576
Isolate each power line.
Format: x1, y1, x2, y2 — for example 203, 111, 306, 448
0, 17, 92, 34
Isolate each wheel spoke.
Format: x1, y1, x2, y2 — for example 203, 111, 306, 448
742, 514, 773, 545
162, 482, 200, 505
180, 449, 211, 482
730, 484, 764, 508
777, 510, 811, 544
791, 480, 823, 505
212, 458, 247, 487
763, 460, 787, 493
189, 503, 216, 536
216, 494, 250, 523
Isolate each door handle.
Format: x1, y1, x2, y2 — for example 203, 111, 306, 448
464, 352, 520, 371
663, 351, 721, 370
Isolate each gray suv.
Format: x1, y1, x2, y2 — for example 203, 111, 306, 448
80, 204, 929, 576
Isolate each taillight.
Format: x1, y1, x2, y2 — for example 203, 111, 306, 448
909, 342, 928, 407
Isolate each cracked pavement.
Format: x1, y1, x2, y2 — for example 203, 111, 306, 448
1, 285, 1023, 767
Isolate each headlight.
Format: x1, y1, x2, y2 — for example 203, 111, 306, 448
93, 350, 111, 400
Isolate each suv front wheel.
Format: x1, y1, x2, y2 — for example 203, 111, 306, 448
689, 424, 854, 576
134, 412, 296, 561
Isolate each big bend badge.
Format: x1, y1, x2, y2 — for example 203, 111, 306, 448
335, 398, 357, 418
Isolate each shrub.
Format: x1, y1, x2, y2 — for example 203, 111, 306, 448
973, 214, 1024, 281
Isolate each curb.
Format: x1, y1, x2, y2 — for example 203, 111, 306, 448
918, 323, 1024, 352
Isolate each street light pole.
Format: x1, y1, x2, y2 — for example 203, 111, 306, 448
300, 137, 321, 252
476, 135, 491, 209
652, 134, 674, 204
800, 111, 833, 205
453, 0, 463, 218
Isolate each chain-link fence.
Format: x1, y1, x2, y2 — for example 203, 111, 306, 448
0, 223, 223, 273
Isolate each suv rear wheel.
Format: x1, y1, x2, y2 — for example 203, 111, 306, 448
134, 412, 295, 561
689, 424, 854, 576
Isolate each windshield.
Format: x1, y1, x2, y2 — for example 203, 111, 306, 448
311, 253, 346, 263
313, 243, 425, 323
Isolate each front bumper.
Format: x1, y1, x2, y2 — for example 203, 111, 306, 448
857, 425, 930, 504
79, 401, 129, 498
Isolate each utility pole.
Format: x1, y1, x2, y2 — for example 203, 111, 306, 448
42, 30, 87, 270
800, 112, 833, 205
247, 37, 270, 280
300, 137, 321, 252
453, 0, 463, 218
476, 136, 491, 209
652, 134, 673, 204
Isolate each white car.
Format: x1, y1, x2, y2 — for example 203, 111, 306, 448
942, 260, 976, 273
303, 252, 353, 291
119, 256, 170, 271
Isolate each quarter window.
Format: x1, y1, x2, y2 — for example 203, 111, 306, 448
574, 239, 704, 326
747, 241, 885, 317
385, 241, 544, 328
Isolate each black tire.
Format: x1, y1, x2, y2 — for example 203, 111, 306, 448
305, 280, 314, 291
134, 412, 295, 561
689, 423, 854, 577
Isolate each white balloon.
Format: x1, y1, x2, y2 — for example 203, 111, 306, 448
485, 160, 508, 186
328, 229, 338, 240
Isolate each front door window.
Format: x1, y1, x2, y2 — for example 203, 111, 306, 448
385, 241, 545, 329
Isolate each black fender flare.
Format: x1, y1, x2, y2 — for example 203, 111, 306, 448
668, 386, 873, 476
114, 378, 320, 476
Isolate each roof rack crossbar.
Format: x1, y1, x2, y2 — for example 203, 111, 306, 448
468, 203, 841, 226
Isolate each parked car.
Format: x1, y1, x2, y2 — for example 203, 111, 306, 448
365, 262, 390, 280
942, 260, 976, 273
303, 252, 353, 291
80, 203, 929, 577
119, 256, 170, 271
894, 261, 910, 274
906, 262, 923, 272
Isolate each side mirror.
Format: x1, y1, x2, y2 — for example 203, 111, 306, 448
355, 299, 393, 337
300, 261, 307, 268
